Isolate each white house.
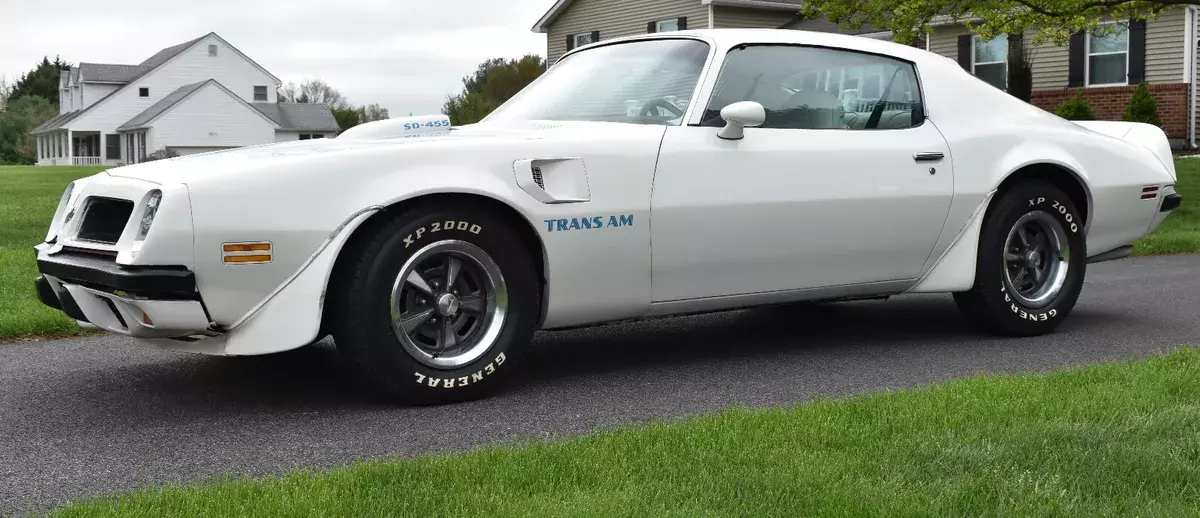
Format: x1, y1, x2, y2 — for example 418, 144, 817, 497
31, 32, 340, 166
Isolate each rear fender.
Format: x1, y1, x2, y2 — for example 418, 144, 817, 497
909, 142, 1089, 294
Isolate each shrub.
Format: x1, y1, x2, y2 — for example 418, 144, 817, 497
1122, 81, 1162, 126
143, 148, 179, 162
1055, 89, 1095, 120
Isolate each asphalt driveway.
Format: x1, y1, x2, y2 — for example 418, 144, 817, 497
3, 253, 1199, 514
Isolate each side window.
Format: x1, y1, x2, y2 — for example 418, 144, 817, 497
702, 45, 923, 130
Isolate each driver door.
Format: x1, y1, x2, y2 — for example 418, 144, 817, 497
649, 44, 954, 303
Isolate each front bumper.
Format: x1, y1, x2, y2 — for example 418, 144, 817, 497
34, 246, 212, 338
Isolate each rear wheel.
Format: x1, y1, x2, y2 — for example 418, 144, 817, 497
954, 180, 1086, 336
329, 202, 540, 404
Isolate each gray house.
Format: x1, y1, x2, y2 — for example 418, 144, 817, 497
532, 0, 1200, 148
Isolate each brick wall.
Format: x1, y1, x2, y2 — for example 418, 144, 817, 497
1030, 83, 1190, 140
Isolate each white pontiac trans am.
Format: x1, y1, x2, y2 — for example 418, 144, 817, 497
35, 29, 1182, 404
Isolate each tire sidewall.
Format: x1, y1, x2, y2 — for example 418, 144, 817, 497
976, 182, 1087, 333
349, 208, 538, 404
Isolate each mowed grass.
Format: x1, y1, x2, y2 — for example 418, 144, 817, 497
1132, 157, 1200, 255
0, 165, 108, 340
53, 347, 1200, 517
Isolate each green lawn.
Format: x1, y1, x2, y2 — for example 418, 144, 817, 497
0, 165, 109, 341
1132, 157, 1200, 255
53, 347, 1200, 517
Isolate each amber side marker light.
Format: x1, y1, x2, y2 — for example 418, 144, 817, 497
222, 242, 273, 264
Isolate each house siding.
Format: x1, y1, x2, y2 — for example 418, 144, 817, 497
546, 0, 708, 63
928, 7, 1187, 89
67, 34, 279, 132
148, 83, 276, 152
82, 83, 120, 111
711, 6, 796, 29
1146, 7, 1187, 83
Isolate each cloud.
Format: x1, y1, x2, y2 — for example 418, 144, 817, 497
0, 0, 550, 115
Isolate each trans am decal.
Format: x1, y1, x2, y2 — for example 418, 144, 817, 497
543, 215, 634, 232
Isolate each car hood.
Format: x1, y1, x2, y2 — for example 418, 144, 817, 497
102, 121, 588, 185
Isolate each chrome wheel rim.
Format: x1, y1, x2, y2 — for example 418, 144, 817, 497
1002, 211, 1070, 309
389, 240, 507, 369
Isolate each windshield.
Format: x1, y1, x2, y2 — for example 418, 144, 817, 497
482, 38, 710, 126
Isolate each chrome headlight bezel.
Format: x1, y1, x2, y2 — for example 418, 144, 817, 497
135, 190, 162, 241
45, 181, 77, 243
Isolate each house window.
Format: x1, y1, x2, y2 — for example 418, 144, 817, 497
573, 33, 596, 48
1087, 22, 1129, 86
139, 87, 149, 97
654, 18, 682, 32
311, 134, 325, 139
299, 134, 311, 140
208, 44, 218, 56
972, 34, 1008, 90
253, 85, 267, 101
105, 134, 120, 160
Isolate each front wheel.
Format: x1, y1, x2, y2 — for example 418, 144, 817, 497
329, 202, 540, 405
954, 180, 1086, 336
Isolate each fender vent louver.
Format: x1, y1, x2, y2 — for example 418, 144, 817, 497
531, 166, 545, 189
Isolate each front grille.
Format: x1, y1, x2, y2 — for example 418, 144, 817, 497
76, 197, 134, 244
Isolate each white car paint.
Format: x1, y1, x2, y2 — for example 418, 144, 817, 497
35, 29, 1179, 357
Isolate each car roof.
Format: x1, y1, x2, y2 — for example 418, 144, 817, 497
561, 28, 952, 69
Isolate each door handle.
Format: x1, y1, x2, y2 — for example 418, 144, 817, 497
913, 152, 944, 162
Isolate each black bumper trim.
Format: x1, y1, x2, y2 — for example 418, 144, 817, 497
36, 251, 197, 299
36, 275, 89, 322
1161, 193, 1183, 212
34, 275, 60, 310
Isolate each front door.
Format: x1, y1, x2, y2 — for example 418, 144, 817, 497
650, 44, 954, 302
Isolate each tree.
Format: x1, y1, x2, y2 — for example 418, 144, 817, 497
1123, 81, 1162, 126
0, 95, 56, 164
331, 106, 361, 131
278, 78, 388, 131
442, 54, 546, 125
330, 103, 389, 131
0, 77, 10, 112
277, 78, 350, 109
797, 0, 1192, 45
1007, 37, 1035, 102
358, 103, 389, 123
10, 56, 70, 107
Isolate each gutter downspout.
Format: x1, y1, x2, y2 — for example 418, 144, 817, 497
1188, 5, 1198, 149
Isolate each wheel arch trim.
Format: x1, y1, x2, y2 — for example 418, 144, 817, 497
908, 156, 1092, 295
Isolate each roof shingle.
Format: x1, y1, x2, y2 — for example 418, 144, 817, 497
253, 102, 341, 132
79, 63, 148, 83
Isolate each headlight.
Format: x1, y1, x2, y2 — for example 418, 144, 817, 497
135, 190, 162, 241
45, 182, 76, 243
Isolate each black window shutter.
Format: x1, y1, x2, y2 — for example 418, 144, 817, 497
1067, 30, 1085, 87
957, 34, 972, 70
647, 21, 656, 33
678, 17, 687, 30
1128, 19, 1147, 84
1007, 33, 1023, 55
590, 30, 600, 42
566, 34, 575, 51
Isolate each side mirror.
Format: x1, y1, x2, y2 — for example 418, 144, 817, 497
717, 101, 766, 140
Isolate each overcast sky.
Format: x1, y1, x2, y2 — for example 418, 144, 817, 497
0, 0, 550, 116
